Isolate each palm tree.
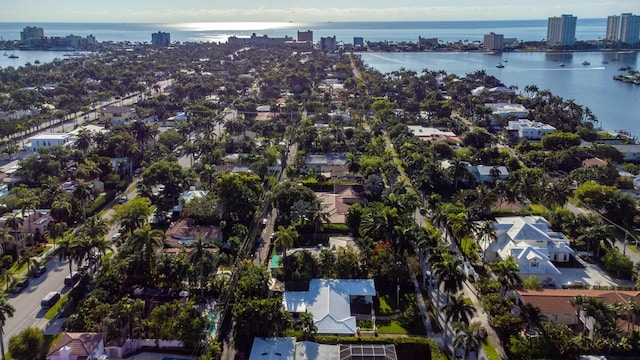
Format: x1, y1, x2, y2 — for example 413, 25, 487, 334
453, 321, 488, 360
0, 296, 16, 360
472, 220, 497, 264
518, 303, 547, 332
80, 215, 109, 240
54, 233, 80, 279
188, 234, 218, 297
4, 213, 24, 259
75, 128, 93, 154
0, 228, 15, 257
491, 257, 521, 297
131, 223, 165, 285
448, 159, 471, 190
442, 294, 476, 343
73, 180, 93, 221
273, 225, 298, 262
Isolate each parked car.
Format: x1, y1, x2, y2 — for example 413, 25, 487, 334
33, 265, 46, 278
111, 232, 121, 242
64, 271, 81, 286
118, 195, 128, 204
13, 278, 30, 293
419, 208, 427, 216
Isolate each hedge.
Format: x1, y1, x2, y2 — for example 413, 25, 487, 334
86, 193, 108, 216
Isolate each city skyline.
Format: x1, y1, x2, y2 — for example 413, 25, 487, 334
1, 0, 639, 23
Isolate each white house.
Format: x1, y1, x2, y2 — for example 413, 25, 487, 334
481, 216, 574, 287
468, 165, 509, 182
507, 119, 556, 140
27, 133, 75, 151
611, 144, 640, 162
283, 279, 376, 335
172, 186, 209, 213
485, 103, 529, 119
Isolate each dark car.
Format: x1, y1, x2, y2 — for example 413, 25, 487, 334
33, 265, 46, 278
419, 208, 427, 216
13, 278, 30, 293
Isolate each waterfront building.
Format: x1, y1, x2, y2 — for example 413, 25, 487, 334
507, 119, 556, 140
20, 26, 44, 44
297, 30, 313, 43
606, 13, 640, 44
353, 36, 364, 47
620, 13, 640, 44
151, 31, 171, 46
483, 32, 504, 51
227, 33, 293, 46
320, 36, 337, 51
547, 14, 577, 47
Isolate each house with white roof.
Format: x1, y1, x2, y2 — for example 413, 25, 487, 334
27, 133, 75, 151
485, 103, 529, 119
481, 216, 574, 287
283, 279, 376, 335
468, 165, 509, 182
506, 119, 556, 140
172, 186, 209, 213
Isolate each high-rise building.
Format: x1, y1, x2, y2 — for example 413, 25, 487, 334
606, 13, 640, 44
353, 37, 364, 48
151, 31, 171, 46
20, 26, 44, 43
606, 15, 622, 41
483, 32, 504, 51
620, 13, 640, 44
320, 36, 337, 51
547, 14, 577, 47
297, 30, 313, 43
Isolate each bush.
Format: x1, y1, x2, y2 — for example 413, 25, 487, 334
86, 193, 108, 216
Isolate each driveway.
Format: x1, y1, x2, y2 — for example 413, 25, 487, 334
555, 256, 635, 288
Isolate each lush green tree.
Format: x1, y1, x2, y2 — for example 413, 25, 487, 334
453, 321, 487, 360
442, 294, 476, 342
297, 311, 317, 340
491, 257, 521, 297
235, 261, 271, 301
215, 172, 263, 226
602, 247, 634, 279
273, 225, 298, 262
113, 196, 153, 235
541, 131, 582, 151
232, 297, 290, 343
8, 327, 45, 360
272, 181, 317, 226
335, 245, 367, 279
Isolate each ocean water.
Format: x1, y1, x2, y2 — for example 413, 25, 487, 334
0, 19, 608, 45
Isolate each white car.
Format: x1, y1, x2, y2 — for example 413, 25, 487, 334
111, 232, 121, 242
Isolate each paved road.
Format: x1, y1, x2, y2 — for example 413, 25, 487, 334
3, 256, 73, 350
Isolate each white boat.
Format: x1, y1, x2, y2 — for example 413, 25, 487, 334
559, 63, 565, 67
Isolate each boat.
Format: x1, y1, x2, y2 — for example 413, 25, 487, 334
559, 63, 565, 67
2, 53, 7, 56
496, 62, 505, 68
8, 54, 18, 59
582, 61, 590, 66
34, 60, 40, 64
602, 61, 609, 64
611, 57, 619, 62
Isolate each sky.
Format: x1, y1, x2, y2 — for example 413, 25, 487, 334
1, 0, 639, 23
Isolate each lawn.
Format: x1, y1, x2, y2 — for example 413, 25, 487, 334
376, 320, 409, 334
482, 338, 500, 360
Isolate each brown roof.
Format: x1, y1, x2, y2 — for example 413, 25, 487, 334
47, 332, 103, 357
581, 157, 607, 167
164, 218, 223, 247
518, 289, 640, 314
317, 185, 367, 225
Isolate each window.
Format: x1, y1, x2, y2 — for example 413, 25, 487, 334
531, 259, 539, 268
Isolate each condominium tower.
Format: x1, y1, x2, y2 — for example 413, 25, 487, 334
607, 13, 640, 44
547, 14, 577, 47
151, 31, 171, 46
483, 32, 504, 51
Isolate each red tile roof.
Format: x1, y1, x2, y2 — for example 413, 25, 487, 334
518, 289, 640, 314
47, 332, 103, 358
